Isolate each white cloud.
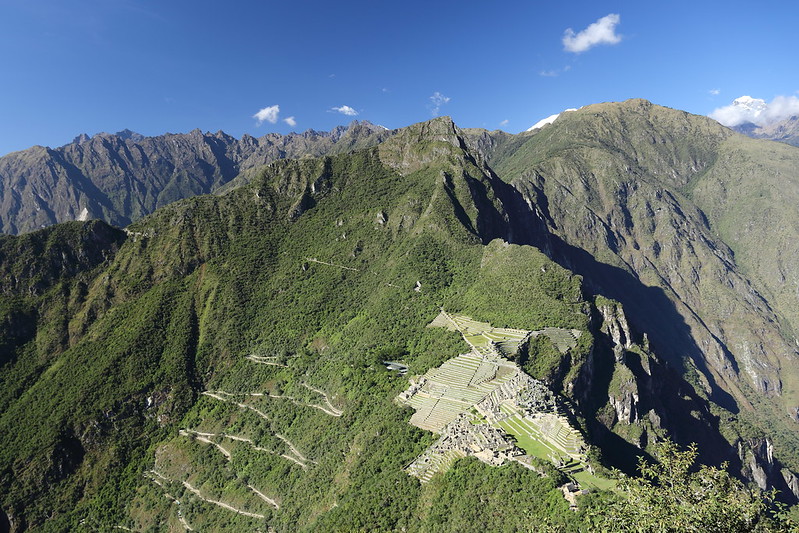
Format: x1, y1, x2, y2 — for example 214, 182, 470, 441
429, 91, 451, 116
539, 65, 571, 77
709, 95, 799, 127
709, 88, 721, 96
283, 116, 297, 127
763, 95, 799, 123
331, 105, 358, 116
563, 14, 622, 53
499, 119, 509, 127
253, 105, 280, 126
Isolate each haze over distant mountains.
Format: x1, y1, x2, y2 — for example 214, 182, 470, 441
733, 115, 799, 146
708, 95, 799, 147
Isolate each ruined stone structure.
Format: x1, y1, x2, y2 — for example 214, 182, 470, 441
399, 312, 589, 482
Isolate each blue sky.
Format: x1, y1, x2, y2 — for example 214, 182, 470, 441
1, 0, 798, 156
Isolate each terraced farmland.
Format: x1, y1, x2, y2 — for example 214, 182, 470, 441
428, 310, 581, 357
535, 327, 582, 354
401, 311, 598, 486
401, 353, 517, 432
429, 310, 530, 357
496, 403, 584, 463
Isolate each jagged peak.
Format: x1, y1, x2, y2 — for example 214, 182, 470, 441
50, 121, 389, 154
114, 129, 145, 142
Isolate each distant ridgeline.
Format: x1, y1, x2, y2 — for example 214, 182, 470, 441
0, 121, 391, 235
3, 100, 799, 530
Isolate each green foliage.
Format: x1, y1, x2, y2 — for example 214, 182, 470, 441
521, 334, 564, 383
414, 458, 584, 533
591, 440, 793, 532
4, 112, 796, 532
455, 240, 587, 331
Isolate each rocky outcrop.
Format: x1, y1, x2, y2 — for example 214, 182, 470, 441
782, 469, 799, 500
734, 436, 799, 502
596, 299, 633, 361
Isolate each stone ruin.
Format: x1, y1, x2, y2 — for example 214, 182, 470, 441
406, 412, 524, 481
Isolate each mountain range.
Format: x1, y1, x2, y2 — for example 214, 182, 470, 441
2, 100, 799, 530
0, 122, 389, 235
733, 116, 799, 147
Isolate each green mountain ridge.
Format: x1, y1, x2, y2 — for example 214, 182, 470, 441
2, 102, 799, 530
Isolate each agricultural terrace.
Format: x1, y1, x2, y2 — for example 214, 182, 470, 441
401, 311, 605, 488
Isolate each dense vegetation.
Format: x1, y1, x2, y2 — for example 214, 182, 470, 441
592, 440, 796, 532
1, 109, 797, 530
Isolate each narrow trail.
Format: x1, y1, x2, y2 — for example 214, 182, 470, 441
199, 388, 319, 468
305, 257, 359, 271
180, 428, 308, 469
246, 355, 288, 367
149, 470, 169, 482
269, 392, 341, 417
189, 431, 274, 453
280, 452, 308, 468
301, 383, 343, 416
201, 391, 271, 421
182, 480, 266, 519
178, 515, 194, 531
210, 388, 343, 417
240, 403, 271, 421
181, 420, 307, 468
201, 391, 229, 402
303, 258, 409, 291
248, 485, 280, 509
145, 473, 164, 488
143, 471, 194, 531
180, 430, 232, 459
275, 433, 315, 465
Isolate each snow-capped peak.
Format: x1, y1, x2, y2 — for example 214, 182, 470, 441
731, 96, 767, 117
709, 96, 772, 127
527, 108, 578, 131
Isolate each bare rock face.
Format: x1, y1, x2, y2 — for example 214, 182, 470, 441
740, 438, 774, 490
597, 299, 633, 361
0, 122, 391, 235
782, 468, 799, 500
608, 390, 639, 426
